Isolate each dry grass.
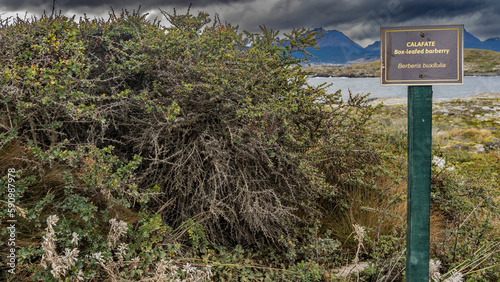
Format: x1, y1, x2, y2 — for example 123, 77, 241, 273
464, 49, 500, 75
323, 168, 449, 262
430, 211, 448, 255
323, 174, 407, 249
0, 142, 69, 273
435, 128, 493, 143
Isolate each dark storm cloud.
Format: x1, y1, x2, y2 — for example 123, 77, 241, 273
0, 0, 251, 10
1, 0, 498, 44
361, 0, 500, 41
212, 0, 499, 45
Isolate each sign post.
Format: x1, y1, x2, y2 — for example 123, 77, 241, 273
406, 85, 432, 280
381, 25, 463, 281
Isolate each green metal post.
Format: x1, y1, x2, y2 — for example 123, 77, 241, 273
406, 85, 432, 281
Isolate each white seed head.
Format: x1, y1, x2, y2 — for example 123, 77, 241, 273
429, 259, 441, 281
71, 232, 80, 245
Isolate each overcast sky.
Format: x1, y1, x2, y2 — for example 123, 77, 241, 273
1, 0, 499, 47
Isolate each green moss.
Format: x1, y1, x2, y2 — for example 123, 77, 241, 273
484, 136, 499, 143
463, 142, 477, 146
464, 119, 499, 129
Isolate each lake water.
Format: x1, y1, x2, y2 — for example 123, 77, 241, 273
307, 76, 500, 99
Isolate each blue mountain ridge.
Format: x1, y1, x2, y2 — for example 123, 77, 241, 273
302, 28, 500, 65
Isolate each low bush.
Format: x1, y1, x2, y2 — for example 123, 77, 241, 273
1, 7, 377, 281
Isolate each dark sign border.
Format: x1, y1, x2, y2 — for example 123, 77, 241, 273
381, 25, 464, 85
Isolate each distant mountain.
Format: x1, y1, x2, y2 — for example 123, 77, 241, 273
304, 28, 367, 64
462, 29, 500, 51
464, 29, 483, 48
480, 36, 500, 52
484, 37, 500, 43
312, 28, 362, 48
301, 28, 500, 65
359, 40, 380, 63
364, 41, 380, 53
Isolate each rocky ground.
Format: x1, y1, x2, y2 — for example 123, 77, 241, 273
370, 92, 500, 154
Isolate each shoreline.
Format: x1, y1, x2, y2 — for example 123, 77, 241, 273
367, 92, 500, 106
310, 74, 500, 79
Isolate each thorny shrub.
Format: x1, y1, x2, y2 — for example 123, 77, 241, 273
0, 8, 376, 245
0, 7, 378, 280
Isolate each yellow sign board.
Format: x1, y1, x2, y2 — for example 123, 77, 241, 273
381, 25, 464, 85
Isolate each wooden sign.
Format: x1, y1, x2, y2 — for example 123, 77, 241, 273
381, 25, 464, 85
